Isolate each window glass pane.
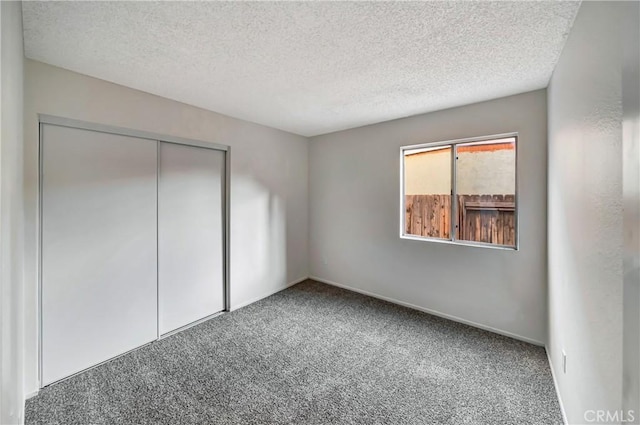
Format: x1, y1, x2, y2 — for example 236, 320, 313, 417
455, 137, 516, 247
403, 146, 452, 239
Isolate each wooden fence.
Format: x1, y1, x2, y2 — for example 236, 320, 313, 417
405, 194, 515, 246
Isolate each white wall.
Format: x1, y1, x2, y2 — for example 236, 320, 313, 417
309, 89, 548, 344
622, 0, 640, 419
23, 60, 309, 395
547, 2, 638, 423
0, 1, 25, 423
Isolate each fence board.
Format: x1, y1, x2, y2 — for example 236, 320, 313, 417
405, 194, 515, 246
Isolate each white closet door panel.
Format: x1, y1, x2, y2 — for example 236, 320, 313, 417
41, 124, 158, 385
159, 143, 224, 335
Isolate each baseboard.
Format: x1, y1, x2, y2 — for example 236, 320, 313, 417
546, 346, 568, 425
25, 389, 39, 399
231, 276, 308, 311
309, 275, 545, 347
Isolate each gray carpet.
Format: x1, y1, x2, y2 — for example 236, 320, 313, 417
26, 280, 562, 424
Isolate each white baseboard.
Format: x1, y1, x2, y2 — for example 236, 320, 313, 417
25, 389, 39, 399
230, 276, 308, 311
309, 275, 545, 347
546, 346, 568, 425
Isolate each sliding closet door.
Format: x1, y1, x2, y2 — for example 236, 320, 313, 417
158, 143, 225, 335
41, 124, 158, 385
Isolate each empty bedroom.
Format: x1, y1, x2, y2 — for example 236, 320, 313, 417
1, 1, 638, 424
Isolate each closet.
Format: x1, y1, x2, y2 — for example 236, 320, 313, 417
158, 142, 225, 335
40, 117, 227, 386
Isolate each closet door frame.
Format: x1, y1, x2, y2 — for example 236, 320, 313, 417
38, 114, 230, 388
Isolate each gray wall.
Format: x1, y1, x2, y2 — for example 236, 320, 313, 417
23, 60, 310, 396
547, 1, 638, 423
309, 89, 548, 344
622, 1, 640, 419
0, 1, 25, 424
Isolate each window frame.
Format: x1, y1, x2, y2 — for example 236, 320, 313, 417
400, 132, 519, 251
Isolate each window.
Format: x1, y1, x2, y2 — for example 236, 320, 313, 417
401, 134, 517, 249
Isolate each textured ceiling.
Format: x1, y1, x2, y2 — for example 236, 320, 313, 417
22, 1, 580, 137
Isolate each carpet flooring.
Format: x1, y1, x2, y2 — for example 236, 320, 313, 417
26, 280, 562, 424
